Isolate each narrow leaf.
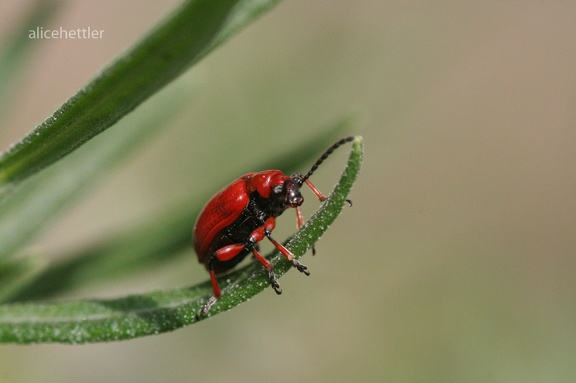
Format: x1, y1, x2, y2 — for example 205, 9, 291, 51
0, 0, 281, 187
0, 84, 188, 259
10, 120, 351, 302
0, 136, 363, 344
0, 255, 45, 302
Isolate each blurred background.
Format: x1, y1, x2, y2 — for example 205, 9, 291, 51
1, 1, 576, 382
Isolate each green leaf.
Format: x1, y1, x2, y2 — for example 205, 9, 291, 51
0, 0, 281, 187
0, 255, 45, 302
9, 119, 352, 302
0, 82, 189, 259
0, 136, 363, 344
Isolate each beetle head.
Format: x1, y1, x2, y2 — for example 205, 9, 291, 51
284, 174, 304, 207
269, 174, 303, 209
248, 171, 304, 213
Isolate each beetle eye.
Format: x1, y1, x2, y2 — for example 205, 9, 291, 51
272, 184, 284, 195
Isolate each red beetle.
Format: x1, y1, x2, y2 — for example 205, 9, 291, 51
194, 136, 355, 316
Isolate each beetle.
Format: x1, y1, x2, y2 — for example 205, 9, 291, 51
193, 136, 355, 316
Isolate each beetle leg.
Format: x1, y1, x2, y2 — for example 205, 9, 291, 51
246, 216, 310, 294
196, 262, 223, 319
267, 235, 310, 276
208, 267, 222, 298
214, 243, 246, 262
243, 218, 283, 294
295, 205, 317, 256
197, 244, 248, 318
302, 180, 352, 254
250, 246, 281, 294
257, 216, 310, 275
304, 179, 352, 207
295, 206, 304, 230
304, 179, 326, 202
305, 178, 352, 206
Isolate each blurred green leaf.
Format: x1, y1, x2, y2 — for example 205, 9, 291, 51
0, 83, 189, 259
0, 136, 363, 344
0, 255, 45, 302
0, 0, 281, 187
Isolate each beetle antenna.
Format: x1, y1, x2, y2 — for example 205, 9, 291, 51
301, 136, 355, 183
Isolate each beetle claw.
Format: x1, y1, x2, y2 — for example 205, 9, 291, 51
292, 259, 310, 276
269, 270, 282, 294
196, 296, 218, 320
